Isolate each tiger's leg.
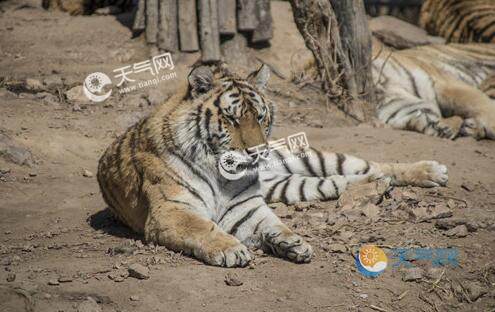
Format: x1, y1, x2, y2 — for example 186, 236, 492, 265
377, 93, 462, 139
218, 198, 313, 263
260, 148, 448, 204
133, 152, 252, 268
437, 82, 495, 140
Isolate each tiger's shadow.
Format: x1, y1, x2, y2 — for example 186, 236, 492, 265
87, 208, 141, 241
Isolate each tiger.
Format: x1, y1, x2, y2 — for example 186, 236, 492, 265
97, 64, 449, 267
42, 0, 134, 15
373, 39, 495, 140
420, 0, 495, 43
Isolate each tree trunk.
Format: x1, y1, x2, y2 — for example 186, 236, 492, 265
218, 0, 236, 35
252, 0, 273, 43
237, 0, 258, 31
145, 0, 158, 44
289, 0, 375, 122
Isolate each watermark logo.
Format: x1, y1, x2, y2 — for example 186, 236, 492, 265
83, 72, 112, 102
218, 151, 248, 181
355, 245, 388, 278
218, 132, 311, 180
83, 52, 177, 102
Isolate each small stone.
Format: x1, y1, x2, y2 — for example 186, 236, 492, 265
25, 78, 44, 91
409, 203, 452, 222
402, 267, 424, 282
6, 273, 16, 282
48, 279, 60, 286
128, 263, 150, 280
43, 293, 52, 299
337, 179, 391, 209
466, 282, 487, 302
358, 293, 368, 299
129, 295, 140, 301
435, 218, 466, 230
65, 86, 88, 103
77, 297, 102, 312
444, 225, 468, 238
224, 272, 243, 286
461, 182, 474, 192
425, 267, 443, 280
43, 75, 64, 90
82, 169, 93, 178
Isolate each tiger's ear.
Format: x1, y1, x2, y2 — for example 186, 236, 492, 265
247, 64, 270, 92
188, 66, 214, 98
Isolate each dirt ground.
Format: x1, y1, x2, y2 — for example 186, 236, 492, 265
1, 1, 494, 312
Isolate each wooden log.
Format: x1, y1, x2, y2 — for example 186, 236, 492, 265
145, 0, 158, 44
199, 0, 221, 62
158, 0, 178, 52
252, 0, 273, 43
218, 0, 236, 35
132, 0, 146, 31
178, 0, 200, 51
237, 0, 258, 31
330, 0, 375, 106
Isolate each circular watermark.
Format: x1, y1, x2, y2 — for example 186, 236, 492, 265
355, 245, 388, 278
83, 72, 112, 102
218, 151, 248, 181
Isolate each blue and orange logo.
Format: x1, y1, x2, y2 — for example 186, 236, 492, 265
355, 245, 388, 278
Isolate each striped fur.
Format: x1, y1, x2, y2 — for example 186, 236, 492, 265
98, 64, 450, 267
420, 0, 495, 43
373, 40, 495, 140
42, 0, 134, 15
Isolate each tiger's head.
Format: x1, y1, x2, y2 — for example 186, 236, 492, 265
181, 64, 274, 160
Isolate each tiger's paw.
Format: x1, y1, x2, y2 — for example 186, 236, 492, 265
262, 227, 313, 263
435, 116, 463, 139
409, 161, 448, 187
202, 242, 252, 268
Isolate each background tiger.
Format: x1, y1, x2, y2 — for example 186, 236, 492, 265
97, 64, 449, 267
373, 39, 495, 140
420, 0, 495, 43
42, 0, 134, 15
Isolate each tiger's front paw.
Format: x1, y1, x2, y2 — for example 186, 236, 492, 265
409, 161, 448, 187
435, 116, 463, 139
202, 242, 252, 268
262, 226, 313, 263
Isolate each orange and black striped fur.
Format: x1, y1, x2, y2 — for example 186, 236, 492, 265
42, 0, 134, 15
373, 40, 495, 140
97, 65, 449, 267
420, 0, 495, 43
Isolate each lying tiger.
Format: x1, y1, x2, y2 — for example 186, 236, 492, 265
42, 0, 134, 15
373, 40, 495, 140
420, 0, 495, 43
97, 65, 448, 267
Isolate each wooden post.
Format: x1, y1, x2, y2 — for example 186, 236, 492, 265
199, 0, 221, 62
252, 0, 273, 43
145, 0, 158, 44
330, 0, 375, 108
178, 0, 199, 52
237, 0, 258, 31
218, 0, 236, 35
158, 0, 178, 52
133, 0, 146, 31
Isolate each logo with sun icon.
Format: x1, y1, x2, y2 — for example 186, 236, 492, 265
355, 245, 388, 278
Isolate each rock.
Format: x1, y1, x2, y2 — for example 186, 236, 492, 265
0, 133, 34, 167
129, 295, 140, 301
25, 78, 44, 91
128, 263, 150, 280
82, 169, 93, 178
425, 267, 444, 280
444, 225, 468, 238
358, 293, 368, 299
36, 92, 60, 106
435, 218, 466, 230
408, 203, 452, 222
6, 273, 16, 282
402, 267, 424, 282
111, 244, 136, 256
324, 243, 347, 254
122, 94, 148, 108
66, 86, 88, 104
461, 182, 474, 192
337, 179, 390, 209
369, 16, 445, 49
48, 279, 60, 286
465, 282, 487, 302
224, 272, 243, 286
77, 297, 102, 312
